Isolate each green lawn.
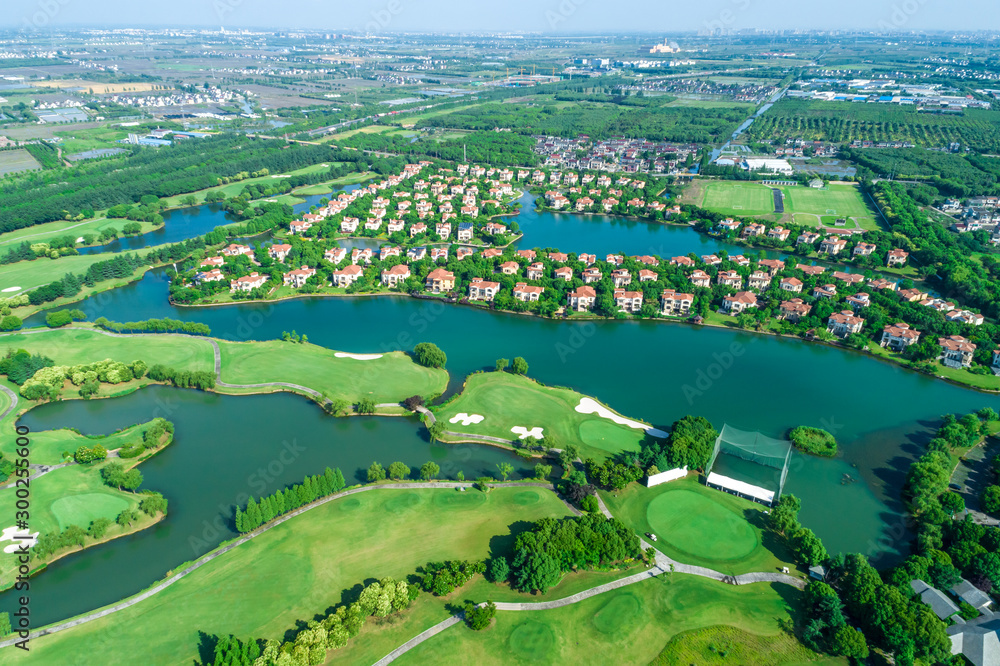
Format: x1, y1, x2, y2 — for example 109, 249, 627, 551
602, 477, 801, 577
23, 486, 573, 664
436, 372, 648, 459
397, 574, 835, 666
652, 624, 841, 666
0, 421, 150, 466
158, 163, 354, 208
217, 340, 448, 403
0, 252, 152, 295
0, 328, 215, 372
0, 217, 158, 249
700, 181, 776, 216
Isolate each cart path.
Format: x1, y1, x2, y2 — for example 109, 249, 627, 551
0, 481, 557, 649
0, 385, 16, 420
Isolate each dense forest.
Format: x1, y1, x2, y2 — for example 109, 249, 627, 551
415, 101, 747, 143
844, 148, 1000, 197
0, 136, 362, 233
334, 129, 538, 166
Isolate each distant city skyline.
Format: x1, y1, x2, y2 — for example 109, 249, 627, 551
3, 0, 1000, 34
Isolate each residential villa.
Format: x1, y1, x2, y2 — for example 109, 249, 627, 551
729, 255, 751, 267
436, 222, 452, 239
514, 283, 545, 302
200, 256, 224, 268
381, 264, 411, 288
780, 299, 812, 323
661, 290, 694, 316
379, 246, 401, 261
352, 248, 374, 264
517, 249, 537, 261
230, 272, 268, 293
638, 269, 658, 282
768, 227, 790, 242
222, 243, 253, 258
780, 277, 803, 293
606, 254, 624, 265
690, 270, 712, 288
939, 336, 977, 368
743, 222, 766, 238
431, 248, 449, 262
797, 264, 826, 277
613, 289, 643, 313
268, 244, 292, 262
340, 217, 359, 234
846, 292, 871, 310
701, 254, 722, 266
758, 259, 785, 276
853, 242, 876, 257
410, 222, 427, 237
583, 268, 603, 284
554, 267, 574, 282
468, 278, 500, 301
282, 266, 316, 288
820, 236, 848, 255
456, 247, 475, 261
887, 249, 909, 267
579, 253, 596, 265
881, 323, 921, 352
748, 271, 771, 291
813, 284, 837, 299
407, 246, 427, 261
331, 264, 364, 287
612, 269, 632, 288
947, 310, 985, 326
324, 247, 346, 264
499, 261, 519, 275
797, 232, 821, 246
723, 291, 758, 314
568, 286, 597, 312
548, 252, 569, 263
899, 288, 928, 303
195, 268, 224, 284
869, 278, 898, 292
425, 268, 455, 293
289, 220, 312, 234
827, 311, 864, 338
717, 270, 743, 289
457, 222, 473, 242
832, 271, 864, 286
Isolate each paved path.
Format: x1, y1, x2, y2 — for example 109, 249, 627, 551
370, 616, 464, 666
0, 481, 555, 649
0, 385, 17, 420
417, 406, 520, 446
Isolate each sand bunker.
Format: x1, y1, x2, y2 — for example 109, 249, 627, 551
0, 525, 38, 553
575, 398, 667, 438
511, 426, 544, 439
334, 352, 383, 360
1, 286, 20, 293
449, 413, 484, 426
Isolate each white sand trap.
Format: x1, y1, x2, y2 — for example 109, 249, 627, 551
511, 426, 544, 439
449, 413, 484, 426
0, 525, 38, 553
334, 352, 383, 360
76, 236, 85, 243
575, 398, 667, 438
270, 174, 292, 179
1, 286, 20, 293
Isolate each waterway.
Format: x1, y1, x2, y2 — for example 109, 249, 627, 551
8, 176, 999, 629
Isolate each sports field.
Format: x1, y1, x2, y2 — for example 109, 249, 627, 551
396, 575, 833, 666
602, 477, 798, 576
24, 487, 573, 663
693, 181, 880, 231
0, 149, 42, 176
436, 372, 648, 459
217, 340, 449, 403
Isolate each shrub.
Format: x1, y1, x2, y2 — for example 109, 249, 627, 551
413, 342, 446, 368
463, 601, 496, 630
983, 485, 1000, 516
45, 310, 74, 328
74, 445, 107, 464
789, 426, 838, 457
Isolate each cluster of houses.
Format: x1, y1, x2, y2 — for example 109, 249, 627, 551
541, 175, 674, 218
532, 135, 699, 175
908, 577, 1000, 666
286, 161, 519, 242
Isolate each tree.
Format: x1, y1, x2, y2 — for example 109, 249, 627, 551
0, 315, 21, 332
88, 517, 111, 539
496, 462, 514, 481
792, 527, 828, 567
45, 310, 73, 328
388, 461, 410, 480
534, 463, 552, 479
413, 342, 447, 368
489, 556, 510, 583
356, 397, 376, 414
829, 625, 869, 660
580, 495, 599, 513
122, 468, 143, 492
559, 444, 580, 476
0, 612, 10, 638
428, 421, 444, 444
463, 601, 496, 630
495, 358, 508, 372
367, 461, 386, 482
403, 395, 425, 411
982, 485, 1000, 515
511, 357, 528, 375
419, 461, 440, 480
116, 508, 138, 527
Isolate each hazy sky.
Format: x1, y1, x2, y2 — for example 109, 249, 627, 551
5, 0, 999, 34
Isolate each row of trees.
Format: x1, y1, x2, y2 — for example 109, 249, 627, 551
234, 467, 346, 533
93, 316, 211, 336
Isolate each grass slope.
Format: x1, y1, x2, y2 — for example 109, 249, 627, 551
602, 477, 799, 577
0, 328, 214, 371
217, 340, 448, 402
23, 487, 572, 664
397, 575, 836, 666
0, 217, 158, 248
436, 372, 646, 459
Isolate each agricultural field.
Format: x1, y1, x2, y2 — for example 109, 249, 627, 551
23, 486, 574, 664
436, 371, 650, 460
32, 80, 163, 94
0, 148, 41, 176
747, 98, 1000, 152
690, 180, 880, 230
602, 477, 799, 577
397, 575, 834, 666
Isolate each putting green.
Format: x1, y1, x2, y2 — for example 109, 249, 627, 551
592, 592, 643, 635
578, 419, 643, 454
645, 490, 758, 562
432, 490, 486, 509
508, 621, 556, 661
384, 492, 422, 513
50, 493, 131, 530
513, 491, 541, 505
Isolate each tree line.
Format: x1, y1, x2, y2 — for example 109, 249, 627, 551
234, 467, 346, 533
93, 316, 211, 336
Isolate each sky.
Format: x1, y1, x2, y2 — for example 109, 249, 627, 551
4, 0, 999, 34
